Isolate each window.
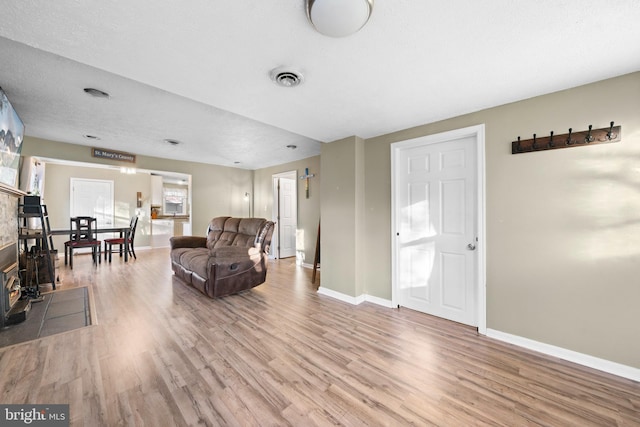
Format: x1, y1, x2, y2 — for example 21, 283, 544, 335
163, 186, 188, 215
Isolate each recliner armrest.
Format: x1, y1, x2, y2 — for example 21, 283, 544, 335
170, 236, 207, 250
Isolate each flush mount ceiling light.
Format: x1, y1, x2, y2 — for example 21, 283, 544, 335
307, 0, 373, 37
270, 68, 304, 87
83, 87, 110, 98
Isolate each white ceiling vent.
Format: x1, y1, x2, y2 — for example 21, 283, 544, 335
270, 68, 303, 88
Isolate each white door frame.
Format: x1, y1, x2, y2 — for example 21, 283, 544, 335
271, 170, 298, 259
391, 124, 486, 334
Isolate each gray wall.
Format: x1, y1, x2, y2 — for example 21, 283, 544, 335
349, 71, 638, 368
320, 136, 366, 297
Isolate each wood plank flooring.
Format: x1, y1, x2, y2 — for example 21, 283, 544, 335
0, 248, 638, 426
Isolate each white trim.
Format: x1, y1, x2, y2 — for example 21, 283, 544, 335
476, 125, 487, 335
364, 294, 394, 308
487, 329, 640, 382
131, 245, 152, 251
300, 262, 319, 270
317, 287, 365, 305
390, 124, 487, 334
317, 287, 394, 308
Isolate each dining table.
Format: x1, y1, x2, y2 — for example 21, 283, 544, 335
51, 226, 132, 262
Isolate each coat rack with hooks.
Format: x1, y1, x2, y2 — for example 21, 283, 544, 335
511, 122, 621, 154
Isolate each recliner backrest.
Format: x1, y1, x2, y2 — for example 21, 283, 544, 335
206, 217, 267, 250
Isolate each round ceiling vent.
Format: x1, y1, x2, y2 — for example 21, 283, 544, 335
270, 68, 303, 87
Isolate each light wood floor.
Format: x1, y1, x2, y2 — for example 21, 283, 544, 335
0, 248, 638, 426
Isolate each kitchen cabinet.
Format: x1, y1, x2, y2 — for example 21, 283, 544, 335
173, 219, 185, 237
170, 218, 192, 236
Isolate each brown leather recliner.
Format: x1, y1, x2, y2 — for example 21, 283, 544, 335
169, 217, 275, 298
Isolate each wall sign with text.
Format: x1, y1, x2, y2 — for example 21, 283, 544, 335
91, 147, 136, 163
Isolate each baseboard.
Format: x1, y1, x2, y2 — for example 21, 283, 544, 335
316, 287, 393, 308
486, 329, 640, 383
364, 294, 395, 308
317, 287, 365, 305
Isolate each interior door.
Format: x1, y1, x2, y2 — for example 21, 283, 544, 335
272, 171, 297, 259
70, 178, 114, 229
393, 134, 478, 326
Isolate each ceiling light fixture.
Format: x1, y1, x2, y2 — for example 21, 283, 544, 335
307, 0, 373, 37
83, 87, 110, 98
286, 144, 297, 150
270, 68, 303, 88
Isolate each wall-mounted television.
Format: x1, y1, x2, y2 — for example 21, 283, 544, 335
0, 87, 24, 188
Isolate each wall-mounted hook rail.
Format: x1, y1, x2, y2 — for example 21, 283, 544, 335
511, 123, 621, 154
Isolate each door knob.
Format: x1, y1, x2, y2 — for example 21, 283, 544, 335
466, 243, 476, 251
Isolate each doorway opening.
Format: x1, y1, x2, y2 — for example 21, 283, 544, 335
33, 157, 192, 252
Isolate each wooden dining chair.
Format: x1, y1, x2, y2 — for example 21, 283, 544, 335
104, 216, 138, 262
64, 216, 101, 269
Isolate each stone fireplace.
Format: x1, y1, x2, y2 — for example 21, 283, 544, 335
0, 183, 24, 327
0, 242, 20, 325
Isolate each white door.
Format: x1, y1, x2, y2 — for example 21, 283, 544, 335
272, 171, 297, 259
70, 178, 114, 228
392, 127, 483, 327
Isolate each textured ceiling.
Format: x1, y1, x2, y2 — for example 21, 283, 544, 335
1, 0, 639, 170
